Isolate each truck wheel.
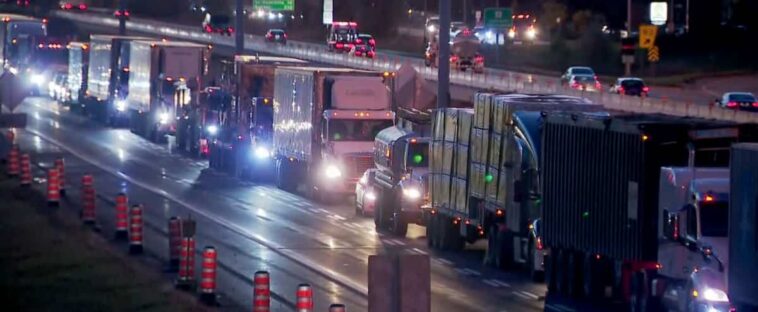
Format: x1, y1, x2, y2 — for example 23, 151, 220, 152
493, 230, 514, 269
566, 251, 582, 298
440, 217, 463, 251
528, 239, 544, 283
426, 214, 435, 247
545, 253, 556, 292
391, 213, 408, 237
556, 249, 570, 296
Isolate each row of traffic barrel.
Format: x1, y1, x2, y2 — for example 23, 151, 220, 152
3, 135, 349, 311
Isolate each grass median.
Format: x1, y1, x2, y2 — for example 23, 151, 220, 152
0, 179, 209, 311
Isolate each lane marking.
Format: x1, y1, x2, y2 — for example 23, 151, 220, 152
411, 248, 427, 255
492, 279, 511, 287
437, 258, 454, 265
461, 268, 481, 276
25, 127, 370, 297
482, 279, 500, 287
513, 290, 539, 300
545, 304, 575, 312
454, 268, 470, 275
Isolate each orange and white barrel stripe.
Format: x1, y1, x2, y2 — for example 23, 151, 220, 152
253, 271, 271, 311
296, 284, 314, 312
200, 247, 217, 294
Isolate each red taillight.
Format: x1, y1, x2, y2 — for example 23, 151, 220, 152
336, 43, 344, 49
571, 82, 581, 89
475, 55, 484, 63
283, 33, 287, 39
205, 25, 212, 33
618, 86, 625, 94
64, 3, 73, 9
450, 55, 459, 62
125, 11, 130, 17
79, 3, 87, 10
265, 33, 272, 38
369, 39, 376, 46
536, 237, 543, 250
356, 38, 362, 44
673, 217, 679, 240
752, 102, 758, 107
643, 86, 650, 93
727, 101, 738, 108
115, 10, 122, 16
704, 194, 715, 202
227, 27, 234, 33
595, 81, 602, 89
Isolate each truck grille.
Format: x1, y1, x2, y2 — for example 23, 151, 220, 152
349, 156, 374, 179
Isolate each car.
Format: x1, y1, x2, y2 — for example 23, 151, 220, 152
355, 169, 378, 217
356, 34, 375, 49
561, 66, 596, 85
114, 9, 131, 19
265, 29, 287, 44
609, 77, 649, 96
569, 75, 602, 92
351, 43, 375, 58
716, 92, 758, 111
202, 14, 234, 36
60, 1, 87, 10
473, 26, 497, 44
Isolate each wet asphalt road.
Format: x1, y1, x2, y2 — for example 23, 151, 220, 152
13, 97, 562, 311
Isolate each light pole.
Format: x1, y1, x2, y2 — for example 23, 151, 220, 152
235, 0, 245, 54
437, 0, 450, 109
118, 0, 127, 35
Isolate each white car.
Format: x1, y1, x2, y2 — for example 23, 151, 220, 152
561, 66, 596, 85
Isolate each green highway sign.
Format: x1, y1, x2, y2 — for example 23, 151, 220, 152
483, 7, 513, 28
253, 0, 295, 11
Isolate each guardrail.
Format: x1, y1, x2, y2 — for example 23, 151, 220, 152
55, 11, 758, 124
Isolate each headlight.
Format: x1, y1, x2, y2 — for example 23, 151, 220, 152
115, 100, 127, 112
403, 187, 421, 199
30, 74, 45, 85
526, 28, 537, 39
427, 25, 436, 33
359, 175, 367, 185
486, 31, 494, 40
158, 112, 170, 124
206, 125, 218, 135
508, 29, 516, 39
365, 191, 377, 201
324, 165, 342, 179
701, 288, 729, 302
254, 146, 271, 159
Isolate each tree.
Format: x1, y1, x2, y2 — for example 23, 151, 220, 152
540, 0, 567, 33
571, 10, 593, 35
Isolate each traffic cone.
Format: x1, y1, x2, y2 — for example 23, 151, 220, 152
295, 284, 314, 312
199, 246, 218, 304
46, 168, 60, 206
176, 237, 196, 290
114, 193, 128, 240
19, 154, 31, 187
7, 145, 19, 177
81, 186, 96, 225
253, 271, 271, 312
168, 217, 182, 270
129, 204, 144, 254
81, 174, 93, 189
54, 158, 66, 196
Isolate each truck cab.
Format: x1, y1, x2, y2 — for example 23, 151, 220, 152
372, 126, 431, 236
327, 21, 358, 53
658, 167, 731, 312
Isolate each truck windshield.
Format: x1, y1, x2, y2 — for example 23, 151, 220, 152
328, 119, 392, 141
406, 142, 429, 167
699, 202, 728, 237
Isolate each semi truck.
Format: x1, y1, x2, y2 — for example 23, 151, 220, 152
85, 35, 149, 125
426, 93, 603, 281
272, 67, 393, 200
424, 27, 484, 73
728, 143, 758, 312
208, 55, 308, 179
371, 108, 432, 236
540, 113, 758, 311
126, 40, 210, 144
65, 41, 88, 112
0, 14, 46, 74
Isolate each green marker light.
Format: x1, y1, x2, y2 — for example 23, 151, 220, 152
413, 154, 423, 164
582, 211, 589, 218
485, 174, 493, 183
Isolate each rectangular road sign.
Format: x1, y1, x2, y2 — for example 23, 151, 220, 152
483, 7, 513, 28
639, 24, 658, 49
253, 0, 294, 11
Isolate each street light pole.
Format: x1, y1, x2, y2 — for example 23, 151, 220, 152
437, 0, 450, 109
235, 0, 245, 54
627, 0, 632, 32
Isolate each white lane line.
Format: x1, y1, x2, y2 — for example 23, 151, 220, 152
491, 279, 511, 287
331, 214, 346, 221
318, 208, 330, 214
437, 258, 454, 265
26, 127, 371, 297
482, 279, 500, 287
349, 222, 363, 229
307, 208, 320, 214
454, 268, 470, 275
382, 240, 397, 246
461, 268, 481, 276
545, 304, 575, 312
514, 290, 539, 300
390, 239, 405, 246
411, 248, 427, 255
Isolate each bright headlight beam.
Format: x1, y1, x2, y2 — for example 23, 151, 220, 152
403, 187, 421, 199
324, 165, 342, 179
254, 146, 270, 159
702, 288, 729, 302
115, 100, 127, 112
